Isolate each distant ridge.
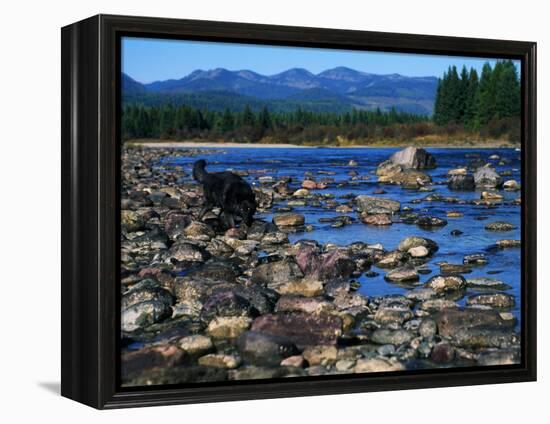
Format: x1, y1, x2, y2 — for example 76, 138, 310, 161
122, 67, 438, 115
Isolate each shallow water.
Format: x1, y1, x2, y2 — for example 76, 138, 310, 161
160, 147, 522, 324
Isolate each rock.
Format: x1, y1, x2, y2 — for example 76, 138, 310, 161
169, 242, 209, 262
121, 279, 174, 310
335, 359, 356, 371
389, 146, 436, 170
453, 327, 519, 349
355, 195, 400, 214
377, 344, 396, 356
466, 278, 512, 290
425, 275, 467, 294
446, 211, 463, 218
496, 239, 521, 248
448, 168, 467, 176
277, 279, 324, 297
378, 170, 432, 187
198, 354, 241, 369
385, 266, 419, 283
408, 246, 429, 258
418, 318, 438, 338
485, 221, 517, 231
434, 308, 513, 338
416, 216, 447, 227
201, 291, 258, 321
477, 348, 520, 366
172, 300, 203, 318
376, 161, 403, 177
361, 213, 392, 226
316, 249, 356, 281
275, 295, 333, 314
474, 166, 503, 188
466, 293, 515, 308
236, 331, 297, 366
503, 180, 520, 190
371, 328, 414, 345
439, 263, 472, 275
206, 238, 234, 257
431, 342, 455, 363
183, 222, 215, 241
178, 335, 214, 357
398, 236, 438, 254
292, 188, 310, 197
489, 154, 500, 160
374, 307, 414, 325
273, 213, 305, 227
164, 212, 192, 239
223, 238, 259, 256
121, 345, 186, 378
303, 345, 338, 366
463, 253, 487, 265
121, 300, 172, 332
480, 191, 504, 202
376, 251, 407, 269
251, 259, 304, 290
348, 159, 358, 166
448, 174, 475, 190
253, 187, 274, 210
206, 316, 252, 339
354, 358, 405, 373
301, 180, 317, 190
121, 210, 146, 232
281, 355, 305, 368
405, 287, 437, 302
450, 229, 463, 236
335, 204, 353, 213
251, 312, 342, 347
261, 231, 289, 245
420, 299, 459, 312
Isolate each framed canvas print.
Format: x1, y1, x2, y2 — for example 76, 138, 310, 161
61, 14, 536, 409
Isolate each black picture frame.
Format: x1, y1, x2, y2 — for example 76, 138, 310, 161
61, 14, 537, 409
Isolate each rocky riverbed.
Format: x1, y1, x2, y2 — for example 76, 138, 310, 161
120, 144, 522, 386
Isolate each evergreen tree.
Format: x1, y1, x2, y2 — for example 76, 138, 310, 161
258, 106, 271, 130
475, 62, 495, 127
241, 105, 255, 127
494, 60, 520, 119
219, 108, 234, 133
464, 68, 479, 127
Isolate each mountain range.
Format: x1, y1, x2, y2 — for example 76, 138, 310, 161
122, 67, 438, 115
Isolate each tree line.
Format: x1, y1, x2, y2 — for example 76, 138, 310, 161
122, 103, 428, 143
433, 60, 520, 128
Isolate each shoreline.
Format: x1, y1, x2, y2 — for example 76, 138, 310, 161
127, 139, 519, 150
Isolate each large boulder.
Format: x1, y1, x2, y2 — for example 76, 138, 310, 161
474, 166, 503, 188
388, 146, 436, 170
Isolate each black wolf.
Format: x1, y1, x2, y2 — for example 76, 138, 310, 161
192, 159, 256, 228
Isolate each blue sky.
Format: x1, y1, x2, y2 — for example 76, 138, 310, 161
122, 36, 519, 84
